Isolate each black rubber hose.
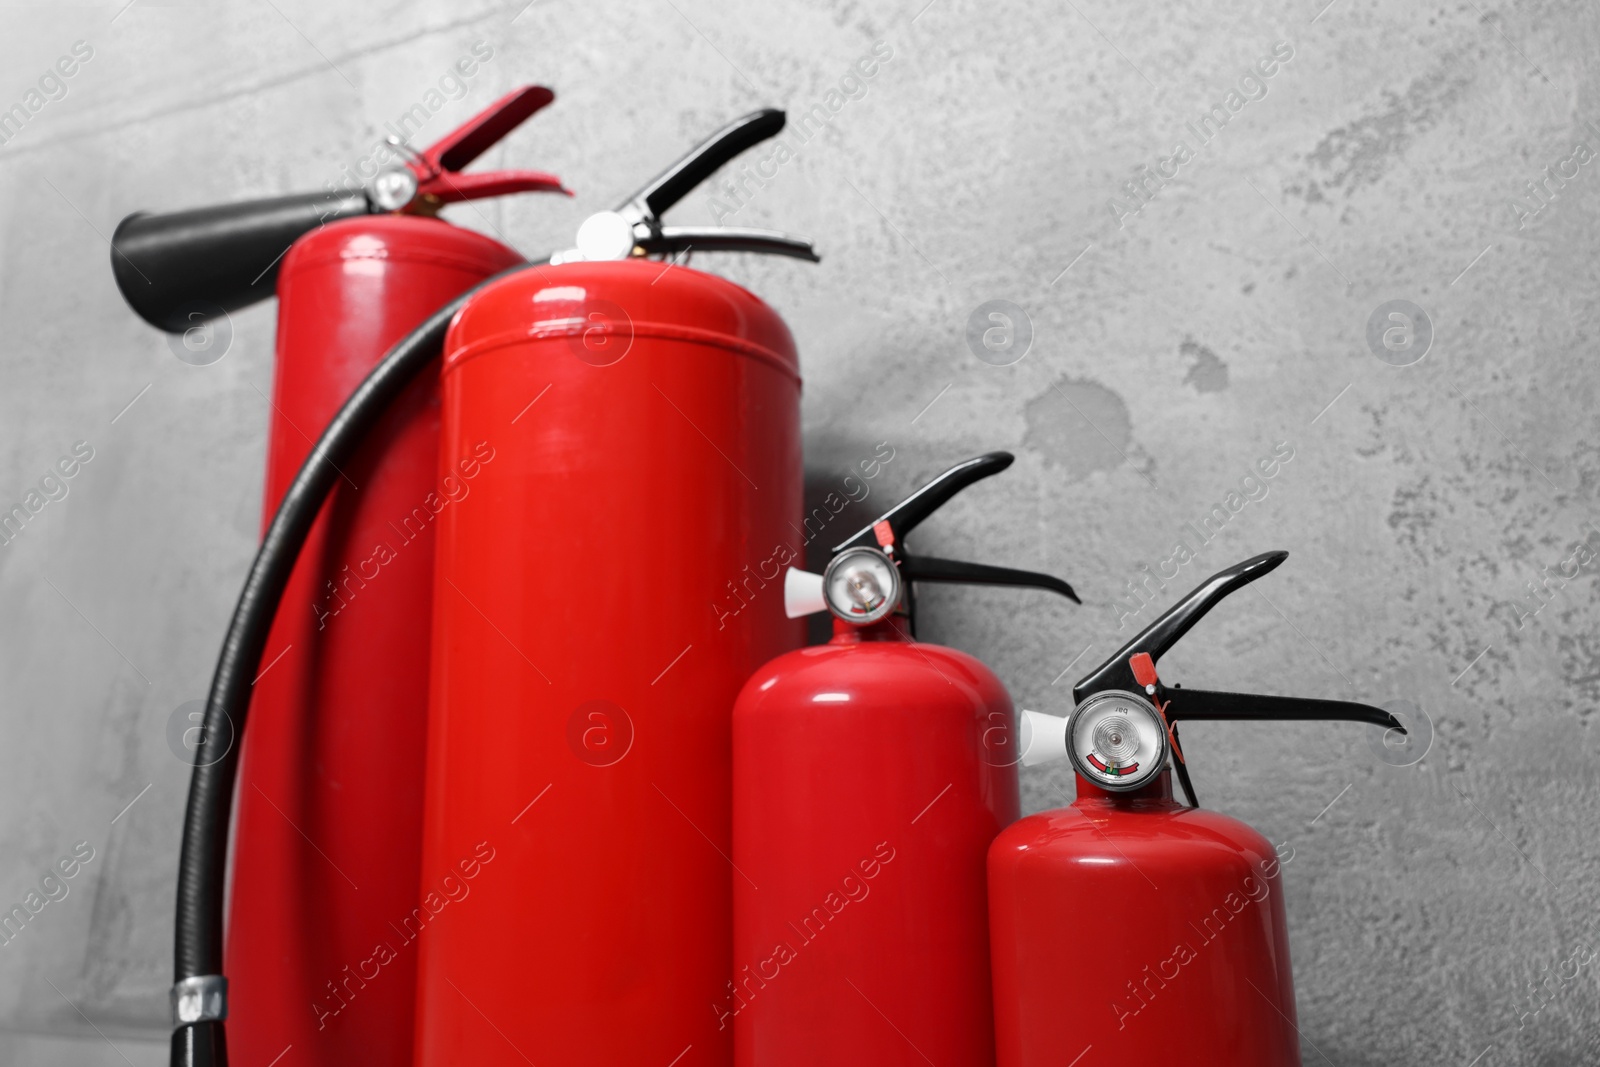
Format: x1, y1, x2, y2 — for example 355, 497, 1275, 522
170, 257, 544, 1067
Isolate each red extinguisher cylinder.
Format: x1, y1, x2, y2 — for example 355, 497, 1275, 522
731, 451, 1080, 1067
227, 216, 522, 1067
415, 258, 804, 1067
732, 618, 1018, 1066
988, 771, 1301, 1066
989, 551, 1406, 1066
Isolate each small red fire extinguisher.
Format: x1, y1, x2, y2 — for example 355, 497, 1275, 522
414, 109, 818, 1067
110, 88, 569, 1067
994, 551, 1404, 1066
731, 451, 1078, 1067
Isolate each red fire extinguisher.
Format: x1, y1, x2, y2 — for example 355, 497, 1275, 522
109, 88, 569, 1067
993, 550, 1404, 1066
413, 109, 818, 1067
731, 451, 1078, 1067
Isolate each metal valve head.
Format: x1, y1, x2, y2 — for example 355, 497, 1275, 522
111, 84, 569, 333
373, 84, 571, 214
783, 451, 1078, 627
554, 109, 820, 265
784, 546, 904, 624
1021, 552, 1405, 807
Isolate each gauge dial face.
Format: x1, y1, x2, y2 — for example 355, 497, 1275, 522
822, 547, 901, 625
1068, 691, 1167, 791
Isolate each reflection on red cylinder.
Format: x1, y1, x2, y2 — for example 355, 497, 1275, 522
227, 216, 521, 1067
988, 772, 1301, 1067
732, 618, 1018, 1067
416, 259, 804, 1067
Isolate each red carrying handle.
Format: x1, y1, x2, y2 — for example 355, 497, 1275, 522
407, 85, 572, 204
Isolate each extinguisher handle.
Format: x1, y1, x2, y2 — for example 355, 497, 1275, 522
1072, 551, 1287, 702
552, 109, 817, 265
644, 225, 819, 262
111, 189, 373, 333
1162, 686, 1402, 809
419, 85, 556, 175
898, 555, 1079, 604
833, 451, 1015, 554
1058, 552, 1400, 810
419, 168, 570, 205
618, 108, 786, 223
1163, 687, 1404, 732
409, 85, 571, 205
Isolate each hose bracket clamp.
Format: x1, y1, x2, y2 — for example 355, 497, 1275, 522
171, 975, 227, 1029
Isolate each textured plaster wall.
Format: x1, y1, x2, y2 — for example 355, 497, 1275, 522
0, 0, 1597, 1063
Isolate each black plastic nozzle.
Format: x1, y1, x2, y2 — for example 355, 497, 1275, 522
112, 189, 372, 333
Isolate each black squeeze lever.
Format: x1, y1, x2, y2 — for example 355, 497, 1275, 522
619, 108, 786, 224
1073, 551, 1403, 807
897, 556, 1079, 602
833, 452, 1016, 555
559, 109, 819, 264
789, 452, 1077, 633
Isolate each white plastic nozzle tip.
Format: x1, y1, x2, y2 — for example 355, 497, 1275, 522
574, 211, 637, 262
783, 568, 827, 619
1019, 710, 1070, 768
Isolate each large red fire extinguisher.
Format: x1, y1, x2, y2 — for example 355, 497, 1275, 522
109, 88, 569, 1067
993, 551, 1404, 1066
731, 451, 1078, 1067
413, 109, 819, 1067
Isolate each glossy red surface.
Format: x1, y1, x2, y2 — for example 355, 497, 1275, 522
988, 773, 1301, 1066
416, 259, 804, 1067
227, 216, 521, 1067
732, 618, 1019, 1067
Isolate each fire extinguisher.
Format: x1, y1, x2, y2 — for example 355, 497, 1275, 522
993, 550, 1404, 1066
109, 88, 569, 1067
412, 109, 818, 1067
731, 451, 1078, 1067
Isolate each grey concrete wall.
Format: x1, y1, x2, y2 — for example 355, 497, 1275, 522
0, 0, 1596, 1062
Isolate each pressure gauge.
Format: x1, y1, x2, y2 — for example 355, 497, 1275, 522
1066, 690, 1168, 792
821, 546, 901, 625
